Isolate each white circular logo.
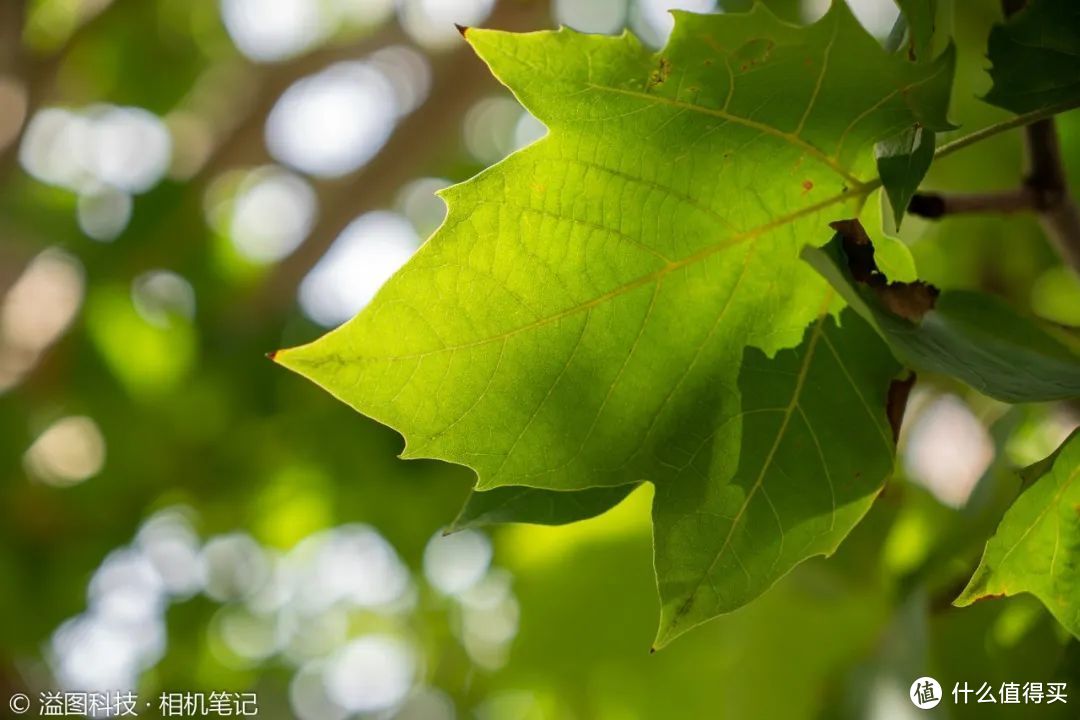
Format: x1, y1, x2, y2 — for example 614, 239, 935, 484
910, 677, 943, 709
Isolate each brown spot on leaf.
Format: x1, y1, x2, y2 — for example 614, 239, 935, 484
829, 219, 940, 322
971, 593, 1006, 604
886, 373, 916, 444
647, 57, 672, 89
801, 180, 813, 193
265, 350, 279, 361
732, 38, 774, 72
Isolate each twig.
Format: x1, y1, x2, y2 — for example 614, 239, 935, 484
907, 188, 1035, 218
0, 0, 29, 171
931, 97, 1080, 161
908, 0, 1080, 271
909, 117, 1080, 274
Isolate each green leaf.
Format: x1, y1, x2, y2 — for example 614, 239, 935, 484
449, 484, 638, 532
894, 0, 940, 61
876, 1, 954, 229
983, 0, 1080, 115
956, 428, 1080, 639
856, 189, 919, 282
275, 3, 950, 641
803, 220, 1080, 402
875, 124, 935, 228
653, 310, 901, 647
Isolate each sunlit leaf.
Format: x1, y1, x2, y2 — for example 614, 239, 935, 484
956, 429, 1080, 639
276, 3, 951, 641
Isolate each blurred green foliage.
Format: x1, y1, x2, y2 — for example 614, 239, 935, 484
1, 1, 1079, 718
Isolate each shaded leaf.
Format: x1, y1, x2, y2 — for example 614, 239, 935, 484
449, 484, 638, 532
894, 0, 940, 61
275, 3, 950, 641
875, 124, 935, 228
653, 310, 901, 647
803, 221, 1080, 402
876, 1, 953, 229
956, 429, 1080, 639
983, 0, 1080, 114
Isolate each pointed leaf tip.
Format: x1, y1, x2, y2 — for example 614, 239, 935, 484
281, 5, 958, 644
455, 23, 469, 38
265, 350, 279, 362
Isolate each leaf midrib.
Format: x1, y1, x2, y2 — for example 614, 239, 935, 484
663, 306, 830, 638
346, 185, 871, 365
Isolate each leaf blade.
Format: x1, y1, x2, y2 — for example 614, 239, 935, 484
803, 221, 1080, 402
956, 429, 1080, 639
876, 123, 936, 228
275, 3, 952, 640
449, 484, 639, 532
983, 0, 1080, 115
653, 310, 901, 647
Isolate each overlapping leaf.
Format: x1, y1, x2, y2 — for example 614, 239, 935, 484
450, 483, 638, 531
652, 310, 901, 646
875, 124, 936, 227
895, 0, 939, 61
275, 3, 951, 643
956, 429, 1080, 639
804, 220, 1080, 402
876, 0, 951, 228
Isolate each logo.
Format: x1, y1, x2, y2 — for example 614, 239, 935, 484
910, 677, 943, 709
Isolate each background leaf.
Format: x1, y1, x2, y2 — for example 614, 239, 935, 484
895, 0, 939, 61
983, 0, 1080, 114
804, 222, 1080, 402
956, 428, 1080, 639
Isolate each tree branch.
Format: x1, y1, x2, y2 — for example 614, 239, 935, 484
228, 0, 550, 330
193, 24, 412, 181
0, 0, 134, 182
909, 117, 1080, 274
1024, 119, 1080, 272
